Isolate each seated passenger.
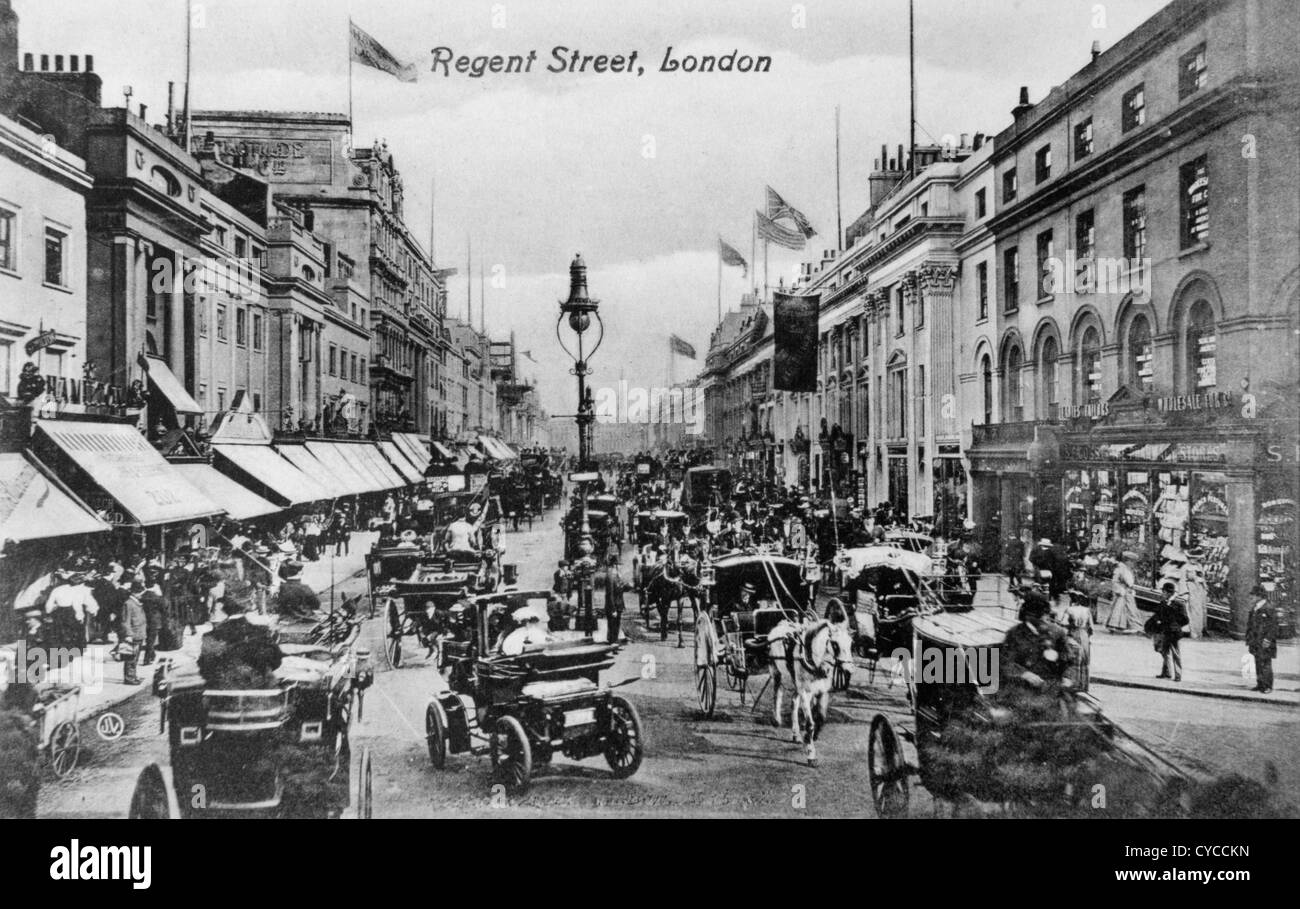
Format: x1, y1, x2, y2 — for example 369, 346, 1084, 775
198, 596, 283, 690
444, 510, 480, 562
499, 606, 551, 655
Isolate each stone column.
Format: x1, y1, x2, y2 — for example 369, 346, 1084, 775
919, 262, 958, 438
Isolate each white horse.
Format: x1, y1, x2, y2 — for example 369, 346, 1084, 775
767, 617, 854, 766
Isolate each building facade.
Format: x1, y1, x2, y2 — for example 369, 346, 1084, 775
188, 111, 448, 437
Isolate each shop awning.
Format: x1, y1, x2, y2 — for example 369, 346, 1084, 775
145, 356, 202, 415
172, 463, 280, 521
213, 443, 328, 506
392, 433, 433, 470
272, 445, 351, 497
379, 440, 423, 485
0, 452, 111, 543
478, 435, 517, 461
36, 421, 221, 525
429, 441, 456, 463
305, 442, 381, 495
350, 442, 405, 490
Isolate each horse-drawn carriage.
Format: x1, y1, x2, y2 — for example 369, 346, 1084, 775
692, 553, 814, 716
838, 546, 944, 671
381, 566, 480, 668
130, 610, 374, 819
865, 609, 1191, 818
423, 590, 644, 793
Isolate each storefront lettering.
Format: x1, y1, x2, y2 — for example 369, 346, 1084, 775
1155, 391, 1234, 413
40, 377, 126, 407
1056, 402, 1109, 420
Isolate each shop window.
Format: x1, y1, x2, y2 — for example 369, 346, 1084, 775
1122, 83, 1146, 132
1127, 315, 1154, 392
1122, 186, 1146, 262
1180, 155, 1209, 248
1074, 118, 1094, 159
1041, 336, 1059, 416
1184, 299, 1216, 392
1002, 343, 1023, 421
981, 354, 993, 424
0, 207, 15, 272
1189, 472, 1231, 610
1179, 43, 1207, 99
1079, 326, 1102, 403
1003, 247, 1019, 312
44, 225, 67, 287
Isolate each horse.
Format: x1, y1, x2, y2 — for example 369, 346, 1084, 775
641, 560, 701, 642
767, 617, 854, 766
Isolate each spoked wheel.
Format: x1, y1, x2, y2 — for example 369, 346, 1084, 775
695, 663, 717, 717
357, 746, 373, 819
425, 700, 448, 769
48, 721, 80, 778
868, 714, 910, 818
603, 695, 645, 779
128, 764, 181, 819
490, 715, 532, 793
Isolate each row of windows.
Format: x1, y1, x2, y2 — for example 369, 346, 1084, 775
200, 303, 265, 350
1000, 154, 1208, 312
327, 345, 367, 383
984, 298, 1217, 424
0, 205, 69, 287
196, 383, 261, 415
1004, 43, 1208, 205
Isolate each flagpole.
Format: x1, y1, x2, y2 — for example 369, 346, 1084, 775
347, 18, 354, 141
764, 239, 769, 302
909, 0, 916, 179
717, 239, 722, 323
835, 105, 843, 252
181, 0, 192, 148
750, 216, 757, 297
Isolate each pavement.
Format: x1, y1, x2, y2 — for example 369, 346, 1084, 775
964, 573, 1300, 706
3, 532, 379, 723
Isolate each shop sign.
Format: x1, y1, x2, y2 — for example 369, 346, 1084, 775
1055, 402, 1109, 420
1155, 391, 1235, 414
25, 329, 59, 356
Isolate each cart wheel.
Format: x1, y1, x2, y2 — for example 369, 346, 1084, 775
425, 701, 448, 769
357, 746, 373, 819
384, 632, 403, 669
128, 764, 181, 819
48, 721, 80, 779
868, 714, 910, 819
490, 715, 532, 793
723, 658, 742, 690
603, 695, 644, 779
695, 663, 717, 717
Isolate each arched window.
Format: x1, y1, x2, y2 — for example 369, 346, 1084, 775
981, 354, 993, 424
1041, 336, 1059, 416
1184, 299, 1216, 392
150, 165, 181, 198
1127, 314, 1153, 392
1002, 342, 1023, 421
1079, 326, 1102, 403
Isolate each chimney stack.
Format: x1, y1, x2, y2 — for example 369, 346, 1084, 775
54, 54, 62, 71
70, 54, 78, 71
1091, 40, 1101, 62
85, 54, 92, 71
1012, 85, 1033, 120
973, 132, 985, 151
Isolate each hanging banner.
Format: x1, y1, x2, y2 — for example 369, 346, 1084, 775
773, 291, 820, 392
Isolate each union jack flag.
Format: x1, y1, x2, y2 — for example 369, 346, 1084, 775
766, 186, 817, 239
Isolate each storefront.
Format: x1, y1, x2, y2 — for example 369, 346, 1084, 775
931, 444, 969, 539
965, 422, 1061, 555
1056, 393, 1297, 637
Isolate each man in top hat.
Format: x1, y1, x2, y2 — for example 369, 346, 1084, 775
275, 560, 320, 622
139, 563, 169, 664
998, 589, 1070, 700
603, 553, 626, 644
198, 590, 282, 690
1153, 579, 1189, 682
1030, 538, 1073, 608
1245, 585, 1277, 694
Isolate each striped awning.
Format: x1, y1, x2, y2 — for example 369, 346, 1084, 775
0, 452, 110, 542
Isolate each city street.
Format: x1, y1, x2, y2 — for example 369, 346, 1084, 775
36, 508, 1298, 819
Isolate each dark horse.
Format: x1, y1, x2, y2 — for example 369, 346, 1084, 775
641, 560, 702, 644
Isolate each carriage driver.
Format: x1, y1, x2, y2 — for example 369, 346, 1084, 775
444, 505, 482, 562
996, 590, 1070, 701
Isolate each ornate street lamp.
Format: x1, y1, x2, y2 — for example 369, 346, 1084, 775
556, 253, 604, 634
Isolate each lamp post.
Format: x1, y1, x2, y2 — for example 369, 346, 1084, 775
557, 254, 604, 634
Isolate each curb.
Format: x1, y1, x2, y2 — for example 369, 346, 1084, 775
75, 564, 373, 723
1090, 674, 1299, 705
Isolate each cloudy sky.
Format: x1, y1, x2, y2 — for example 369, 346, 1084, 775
14, 0, 1170, 414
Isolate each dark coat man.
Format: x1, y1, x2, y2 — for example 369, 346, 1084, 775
603, 558, 626, 644
998, 592, 1070, 698
1245, 588, 1278, 693
276, 573, 320, 622
1002, 534, 1026, 583
139, 581, 168, 664
198, 600, 282, 690
1152, 582, 1189, 682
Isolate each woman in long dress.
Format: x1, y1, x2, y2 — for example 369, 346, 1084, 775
1181, 564, 1208, 639
1106, 552, 1145, 632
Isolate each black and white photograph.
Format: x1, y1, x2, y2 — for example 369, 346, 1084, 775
0, 0, 1297, 856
